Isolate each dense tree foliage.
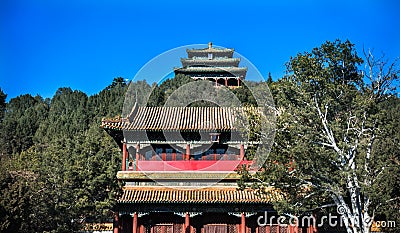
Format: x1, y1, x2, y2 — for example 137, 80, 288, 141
239, 40, 400, 233
0, 88, 6, 122
0, 94, 49, 155
147, 74, 193, 107
0, 78, 128, 233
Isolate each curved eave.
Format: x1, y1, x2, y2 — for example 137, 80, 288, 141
187, 49, 234, 58
174, 67, 247, 73
101, 107, 264, 131
186, 48, 234, 53
101, 126, 236, 132
174, 68, 247, 78
181, 58, 240, 67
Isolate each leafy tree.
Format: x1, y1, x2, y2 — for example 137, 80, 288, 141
0, 79, 125, 232
231, 82, 258, 106
0, 94, 49, 155
74, 123, 121, 222
0, 88, 6, 122
89, 77, 128, 120
240, 40, 399, 233
147, 74, 193, 106
34, 87, 88, 144
0, 156, 34, 232
122, 79, 152, 116
267, 72, 273, 85
106, 77, 127, 90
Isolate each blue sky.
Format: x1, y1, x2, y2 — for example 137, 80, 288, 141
1, 0, 399, 101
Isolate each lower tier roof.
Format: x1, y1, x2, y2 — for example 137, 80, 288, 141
101, 106, 258, 131
118, 186, 281, 204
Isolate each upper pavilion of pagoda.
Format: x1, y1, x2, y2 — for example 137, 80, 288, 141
174, 42, 247, 88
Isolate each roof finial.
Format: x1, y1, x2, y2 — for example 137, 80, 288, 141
208, 42, 212, 49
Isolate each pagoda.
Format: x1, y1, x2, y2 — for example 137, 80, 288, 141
101, 43, 310, 233
174, 42, 247, 88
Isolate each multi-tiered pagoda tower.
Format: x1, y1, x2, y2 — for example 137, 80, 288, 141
174, 42, 247, 88
101, 43, 311, 233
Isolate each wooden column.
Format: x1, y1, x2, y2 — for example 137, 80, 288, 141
184, 212, 190, 233
122, 143, 127, 171
237, 78, 240, 87
291, 218, 298, 233
239, 144, 245, 160
308, 223, 316, 233
185, 144, 190, 160
240, 213, 246, 233
113, 212, 119, 233
135, 144, 140, 171
310, 213, 317, 233
225, 78, 228, 86
132, 212, 138, 233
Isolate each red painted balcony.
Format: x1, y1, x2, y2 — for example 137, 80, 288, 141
127, 159, 253, 172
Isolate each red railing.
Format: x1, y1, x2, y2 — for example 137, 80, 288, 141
127, 160, 253, 171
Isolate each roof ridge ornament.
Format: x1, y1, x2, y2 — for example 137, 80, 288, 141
208, 41, 212, 49
128, 101, 138, 123
127, 90, 139, 123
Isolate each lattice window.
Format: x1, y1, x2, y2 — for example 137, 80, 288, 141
155, 148, 163, 161
210, 133, 220, 143
204, 224, 227, 233
228, 224, 238, 233
176, 152, 183, 160
228, 153, 239, 160
166, 149, 173, 161
145, 151, 152, 160
144, 225, 151, 233
194, 152, 202, 160
174, 223, 183, 233
154, 224, 173, 233
205, 149, 214, 160
258, 226, 269, 233
216, 149, 225, 155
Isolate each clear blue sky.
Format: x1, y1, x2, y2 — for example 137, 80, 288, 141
1, 0, 399, 101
